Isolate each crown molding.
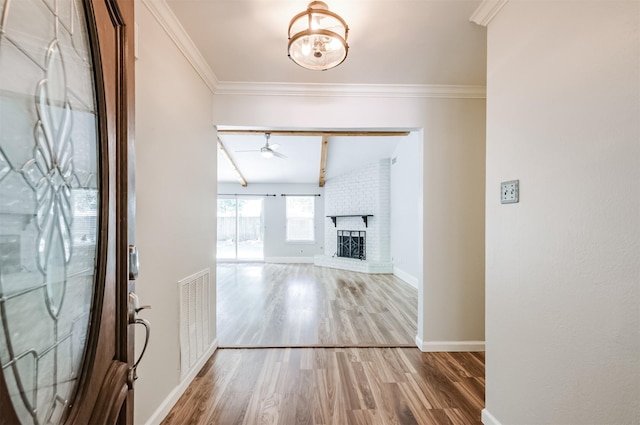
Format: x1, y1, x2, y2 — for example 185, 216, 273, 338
141, 0, 485, 99
470, 0, 511, 27
141, 0, 218, 93
214, 81, 486, 99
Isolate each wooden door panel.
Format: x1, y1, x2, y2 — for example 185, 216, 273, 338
71, 0, 135, 423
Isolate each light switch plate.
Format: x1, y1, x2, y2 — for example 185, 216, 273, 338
501, 180, 519, 204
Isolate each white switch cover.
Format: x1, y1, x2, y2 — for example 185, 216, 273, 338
501, 180, 519, 204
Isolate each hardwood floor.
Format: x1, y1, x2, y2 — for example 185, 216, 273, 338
162, 347, 485, 425
163, 264, 485, 424
217, 263, 418, 347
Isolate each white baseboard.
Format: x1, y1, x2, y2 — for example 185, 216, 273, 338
392, 266, 418, 288
264, 257, 314, 264
481, 409, 502, 425
415, 336, 485, 352
144, 339, 218, 425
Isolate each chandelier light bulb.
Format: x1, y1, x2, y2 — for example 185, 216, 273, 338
287, 1, 349, 71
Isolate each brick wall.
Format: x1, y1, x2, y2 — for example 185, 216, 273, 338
323, 159, 391, 263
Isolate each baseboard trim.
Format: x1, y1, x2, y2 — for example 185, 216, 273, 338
144, 339, 218, 425
392, 266, 418, 288
264, 257, 314, 264
219, 343, 416, 349
415, 337, 485, 352
481, 409, 502, 425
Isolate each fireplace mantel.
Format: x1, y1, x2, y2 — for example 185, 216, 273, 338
327, 214, 373, 228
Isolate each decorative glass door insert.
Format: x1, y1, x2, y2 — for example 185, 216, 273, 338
0, 0, 100, 423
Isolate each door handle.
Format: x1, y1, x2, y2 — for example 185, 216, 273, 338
129, 317, 150, 385
128, 292, 151, 386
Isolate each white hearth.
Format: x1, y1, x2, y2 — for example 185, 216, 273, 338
314, 254, 393, 273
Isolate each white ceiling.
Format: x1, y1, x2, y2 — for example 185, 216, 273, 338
217, 131, 406, 184
165, 0, 486, 185
166, 0, 486, 86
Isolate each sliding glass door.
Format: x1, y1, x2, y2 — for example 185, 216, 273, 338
217, 198, 264, 260
217, 198, 237, 260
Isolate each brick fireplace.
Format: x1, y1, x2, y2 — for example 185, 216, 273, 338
314, 159, 392, 273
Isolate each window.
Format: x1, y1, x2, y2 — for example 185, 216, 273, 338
286, 196, 315, 242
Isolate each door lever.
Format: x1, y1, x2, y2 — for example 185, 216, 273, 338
135, 305, 151, 314
128, 292, 151, 386
128, 292, 150, 324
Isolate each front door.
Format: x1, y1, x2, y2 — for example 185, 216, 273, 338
0, 0, 136, 424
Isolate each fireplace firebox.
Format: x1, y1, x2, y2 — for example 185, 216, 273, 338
337, 230, 366, 260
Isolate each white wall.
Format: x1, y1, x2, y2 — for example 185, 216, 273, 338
134, 2, 217, 423
217, 183, 324, 261
390, 132, 422, 287
484, 2, 640, 424
213, 93, 486, 351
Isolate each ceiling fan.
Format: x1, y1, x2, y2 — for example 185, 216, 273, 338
235, 133, 287, 159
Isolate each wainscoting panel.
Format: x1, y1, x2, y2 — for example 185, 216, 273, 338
179, 269, 211, 380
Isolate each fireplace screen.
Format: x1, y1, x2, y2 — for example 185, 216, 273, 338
337, 230, 366, 260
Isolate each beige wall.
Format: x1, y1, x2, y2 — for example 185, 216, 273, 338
484, 1, 640, 424
213, 93, 486, 351
134, 2, 217, 423
421, 100, 486, 347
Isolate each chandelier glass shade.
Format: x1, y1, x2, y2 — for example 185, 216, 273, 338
288, 1, 349, 71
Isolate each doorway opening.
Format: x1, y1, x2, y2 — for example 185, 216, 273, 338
215, 128, 422, 348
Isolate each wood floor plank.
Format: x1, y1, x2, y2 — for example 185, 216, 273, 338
293, 369, 314, 425
217, 263, 417, 347
162, 348, 484, 425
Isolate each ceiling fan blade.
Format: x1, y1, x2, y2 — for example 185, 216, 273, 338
272, 151, 287, 159
269, 143, 280, 150
235, 150, 261, 153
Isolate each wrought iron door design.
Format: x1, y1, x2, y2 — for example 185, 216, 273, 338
0, 0, 100, 423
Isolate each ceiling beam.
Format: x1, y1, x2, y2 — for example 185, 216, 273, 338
319, 136, 329, 188
216, 129, 410, 137
217, 137, 247, 187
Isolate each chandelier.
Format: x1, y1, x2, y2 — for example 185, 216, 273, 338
287, 1, 349, 71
